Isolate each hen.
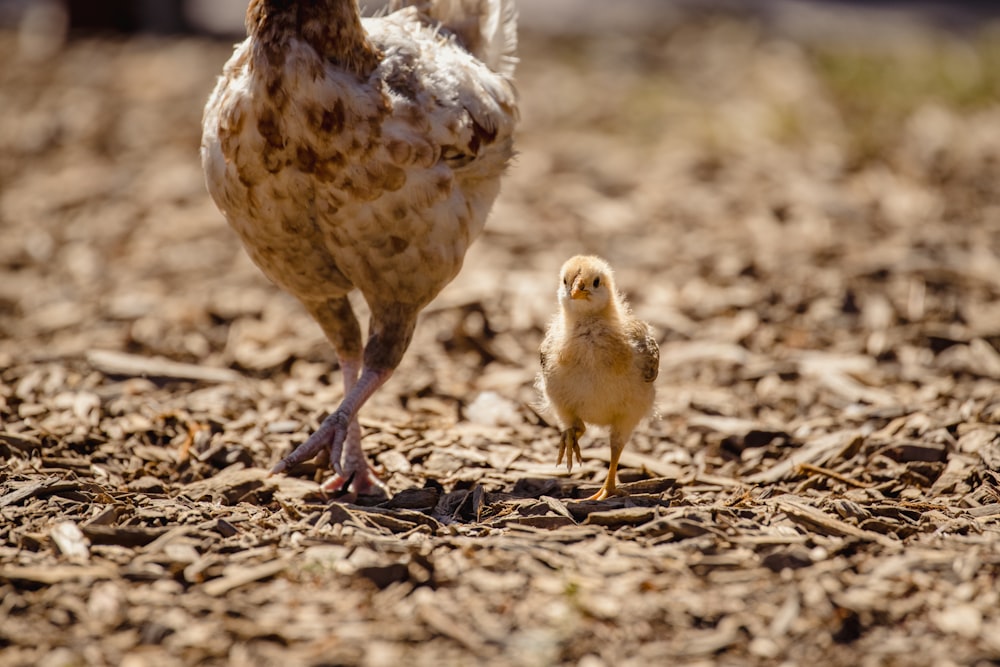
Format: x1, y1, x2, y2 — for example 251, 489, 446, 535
201, 0, 518, 495
538, 256, 659, 500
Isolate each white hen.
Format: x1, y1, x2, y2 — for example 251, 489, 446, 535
201, 0, 518, 495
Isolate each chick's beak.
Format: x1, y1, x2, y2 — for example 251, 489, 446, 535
570, 282, 589, 300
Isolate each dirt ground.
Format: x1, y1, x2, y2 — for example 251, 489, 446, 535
3, 11, 1000, 667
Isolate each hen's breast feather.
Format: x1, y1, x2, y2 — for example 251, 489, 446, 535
202, 20, 516, 310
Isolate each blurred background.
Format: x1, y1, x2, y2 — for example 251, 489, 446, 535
2, 0, 999, 386
2, 0, 1000, 37
2, 0, 1000, 397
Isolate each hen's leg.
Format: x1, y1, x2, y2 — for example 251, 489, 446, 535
317, 355, 389, 496
276, 365, 392, 495
270, 297, 373, 493
327, 372, 390, 496
307, 355, 358, 470
271, 303, 415, 496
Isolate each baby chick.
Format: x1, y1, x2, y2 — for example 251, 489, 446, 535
538, 255, 659, 500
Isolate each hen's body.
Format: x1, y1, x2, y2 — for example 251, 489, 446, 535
202, 0, 517, 494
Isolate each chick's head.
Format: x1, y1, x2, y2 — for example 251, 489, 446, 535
558, 255, 616, 315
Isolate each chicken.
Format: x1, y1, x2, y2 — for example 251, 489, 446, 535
201, 0, 518, 495
538, 256, 659, 501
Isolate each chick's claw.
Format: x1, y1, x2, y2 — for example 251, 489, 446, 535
556, 428, 584, 473
587, 485, 620, 502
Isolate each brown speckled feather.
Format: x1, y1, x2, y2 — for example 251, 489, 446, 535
203, 0, 517, 330
626, 319, 660, 383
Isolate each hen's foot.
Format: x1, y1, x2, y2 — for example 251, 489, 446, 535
319, 464, 389, 501
270, 411, 350, 476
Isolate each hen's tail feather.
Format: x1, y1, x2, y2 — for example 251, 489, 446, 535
390, 0, 518, 78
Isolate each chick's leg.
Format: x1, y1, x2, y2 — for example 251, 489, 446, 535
587, 427, 629, 501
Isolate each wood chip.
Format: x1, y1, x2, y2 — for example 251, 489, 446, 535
0, 565, 117, 584
86, 350, 242, 384
746, 432, 863, 484
774, 497, 899, 549
583, 506, 657, 527
0, 477, 60, 508
202, 560, 288, 597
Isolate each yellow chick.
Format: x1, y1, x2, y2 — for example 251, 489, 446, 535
538, 255, 659, 500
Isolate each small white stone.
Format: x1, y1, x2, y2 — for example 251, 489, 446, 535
465, 391, 521, 426
50, 521, 90, 560
931, 604, 982, 639
749, 637, 781, 659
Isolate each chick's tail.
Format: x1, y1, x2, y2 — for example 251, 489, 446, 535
391, 0, 518, 77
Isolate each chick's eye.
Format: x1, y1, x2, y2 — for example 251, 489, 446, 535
592, 277, 601, 288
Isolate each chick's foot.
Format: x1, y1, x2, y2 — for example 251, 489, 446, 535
586, 481, 624, 502
556, 427, 584, 473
